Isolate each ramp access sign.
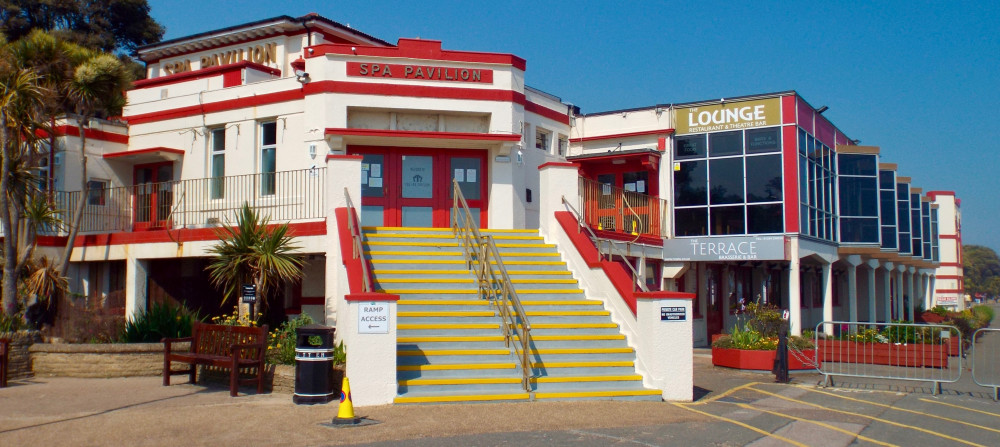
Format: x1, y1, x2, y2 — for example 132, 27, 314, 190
660, 307, 686, 322
359, 302, 389, 334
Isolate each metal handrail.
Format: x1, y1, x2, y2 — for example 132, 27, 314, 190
343, 188, 372, 293
451, 180, 533, 391
561, 196, 649, 293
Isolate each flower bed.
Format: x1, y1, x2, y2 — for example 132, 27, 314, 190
815, 339, 949, 368
711, 347, 818, 371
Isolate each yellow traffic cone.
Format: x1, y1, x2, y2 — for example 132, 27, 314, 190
332, 376, 361, 425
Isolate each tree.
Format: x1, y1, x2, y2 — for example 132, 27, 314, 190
0, 0, 164, 55
206, 203, 304, 321
963, 245, 1000, 299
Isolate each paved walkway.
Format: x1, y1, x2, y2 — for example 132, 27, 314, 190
1, 350, 996, 446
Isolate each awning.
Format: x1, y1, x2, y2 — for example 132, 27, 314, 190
103, 147, 184, 163
325, 128, 521, 150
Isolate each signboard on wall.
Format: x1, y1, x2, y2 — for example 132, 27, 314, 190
935, 294, 960, 306
663, 235, 787, 261
359, 302, 389, 334
674, 97, 782, 135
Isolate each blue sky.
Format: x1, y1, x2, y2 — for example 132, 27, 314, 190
148, 1, 1000, 253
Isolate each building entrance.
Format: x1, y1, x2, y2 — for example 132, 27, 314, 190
351, 146, 487, 228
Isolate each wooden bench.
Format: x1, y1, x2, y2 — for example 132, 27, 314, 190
0, 338, 9, 388
162, 322, 269, 397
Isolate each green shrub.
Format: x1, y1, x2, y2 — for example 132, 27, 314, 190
0, 311, 25, 335
120, 302, 201, 343
710, 302, 814, 351
266, 313, 315, 365
929, 305, 951, 317
970, 305, 994, 328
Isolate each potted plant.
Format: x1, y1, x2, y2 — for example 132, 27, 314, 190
711, 303, 817, 371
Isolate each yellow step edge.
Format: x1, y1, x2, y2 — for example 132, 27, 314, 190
381, 289, 477, 294
510, 279, 578, 284
532, 375, 643, 383
374, 270, 471, 275
365, 241, 461, 247
398, 311, 494, 317
397, 349, 509, 356
490, 252, 560, 257
397, 363, 515, 371
522, 334, 626, 341
481, 229, 539, 233
379, 278, 474, 284
399, 377, 521, 386
364, 226, 450, 231
397, 336, 504, 343
365, 250, 463, 256
482, 235, 543, 240
534, 390, 661, 399
394, 393, 530, 403
473, 260, 566, 265
372, 259, 464, 265
504, 271, 572, 275
494, 243, 556, 248
517, 348, 633, 355
530, 361, 634, 368
520, 300, 601, 306
522, 323, 618, 329
524, 310, 610, 316
398, 323, 499, 330
397, 300, 488, 306
515, 289, 585, 294
366, 234, 456, 239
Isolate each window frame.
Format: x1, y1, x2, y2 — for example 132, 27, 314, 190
259, 120, 277, 196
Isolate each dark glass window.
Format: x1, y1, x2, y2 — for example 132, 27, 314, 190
675, 208, 707, 236
709, 131, 743, 157
880, 191, 896, 224
361, 154, 385, 198
798, 129, 807, 155
711, 205, 745, 235
896, 183, 909, 200
746, 128, 780, 154
798, 157, 807, 203
881, 226, 897, 249
911, 237, 922, 257
674, 161, 707, 206
838, 177, 878, 217
747, 204, 783, 233
746, 155, 782, 202
898, 232, 910, 252
623, 171, 649, 194
896, 196, 910, 232
840, 217, 879, 243
709, 158, 744, 204
879, 170, 895, 189
675, 135, 706, 159
838, 154, 876, 176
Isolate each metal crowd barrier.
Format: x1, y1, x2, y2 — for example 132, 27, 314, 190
815, 321, 963, 395
971, 328, 1000, 400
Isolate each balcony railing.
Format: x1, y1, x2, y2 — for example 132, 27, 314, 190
39, 168, 326, 236
578, 176, 667, 240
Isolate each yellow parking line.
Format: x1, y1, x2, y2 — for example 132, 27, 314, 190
748, 386, 984, 447
671, 402, 808, 447
731, 402, 898, 447
801, 387, 1000, 435
917, 398, 1000, 418
685, 381, 760, 406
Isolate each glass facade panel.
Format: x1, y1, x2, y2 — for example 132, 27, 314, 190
746, 155, 782, 202
675, 135, 706, 159
401, 155, 433, 198
746, 128, 780, 154
709, 131, 742, 157
838, 153, 876, 176
840, 217, 879, 243
361, 154, 385, 198
710, 205, 745, 235
260, 121, 277, 196
675, 208, 707, 236
674, 161, 707, 206
451, 157, 480, 200
361, 205, 383, 227
747, 204, 783, 233
709, 158, 743, 204
838, 177, 878, 217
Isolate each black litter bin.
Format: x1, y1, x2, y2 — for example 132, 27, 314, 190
293, 324, 336, 404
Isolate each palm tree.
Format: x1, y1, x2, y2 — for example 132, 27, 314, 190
206, 203, 304, 320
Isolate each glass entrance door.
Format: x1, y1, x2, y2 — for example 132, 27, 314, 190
354, 147, 486, 228
133, 162, 173, 230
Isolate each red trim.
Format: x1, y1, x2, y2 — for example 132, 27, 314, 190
635, 291, 693, 300
345, 292, 400, 302
103, 146, 184, 159
304, 79, 521, 102
123, 90, 305, 124
346, 62, 494, 84
713, 347, 818, 371
935, 275, 964, 280
133, 61, 280, 89
592, 229, 662, 247
538, 162, 579, 170
569, 129, 674, 143
300, 296, 325, 306
781, 94, 796, 125
35, 220, 325, 247
782, 125, 799, 233
524, 101, 570, 125
326, 154, 364, 161
335, 207, 376, 293
307, 38, 527, 71
939, 262, 963, 268
325, 128, 521, 142
926, 190, 956, 199
939, 234, 959, 240
556, 211, 602, 268
38, 125, 128, 144
935, 288, 964, 294
222, 71, 241, 88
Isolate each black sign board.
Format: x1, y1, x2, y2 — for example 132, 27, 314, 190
242, 284, 257, 304
660, 306, 686, 322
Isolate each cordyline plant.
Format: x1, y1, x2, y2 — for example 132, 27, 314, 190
205, 203, 304, 319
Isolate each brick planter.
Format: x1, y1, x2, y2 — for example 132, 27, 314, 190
31, 342, 175, 378
711, 347, 818, 371
1, 330, 42, 381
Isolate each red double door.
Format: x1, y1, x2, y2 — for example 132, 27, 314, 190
350, 147, 487, 228
133, 162, 174, 231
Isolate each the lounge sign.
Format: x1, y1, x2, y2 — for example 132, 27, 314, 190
663, 235, 787, 261
675, 98, 781, 135
346, 62, 493, 83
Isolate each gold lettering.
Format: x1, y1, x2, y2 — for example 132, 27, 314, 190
200, 56, 212, 68
221, 51, 233, 64
252, 45, 263, 63
212, 54, 220, 66
164, 65, 173, 75
263, 43, 276, 64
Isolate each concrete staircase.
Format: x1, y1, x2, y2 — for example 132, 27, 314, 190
363, 226, 661, 404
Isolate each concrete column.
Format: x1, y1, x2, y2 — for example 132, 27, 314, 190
124, 256, 149, 321
343, 293, 399, 406
636, 294, 694, 401
882, 262, 896, 323
325, 155, 362, 327
537, 162, 580, 241
896, 265, 906, 321
822, 261, 834, 336
845, 255, 862, 323
788, 238, 802, 336
866, 259, 879, 322
907, 266, 917, 321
